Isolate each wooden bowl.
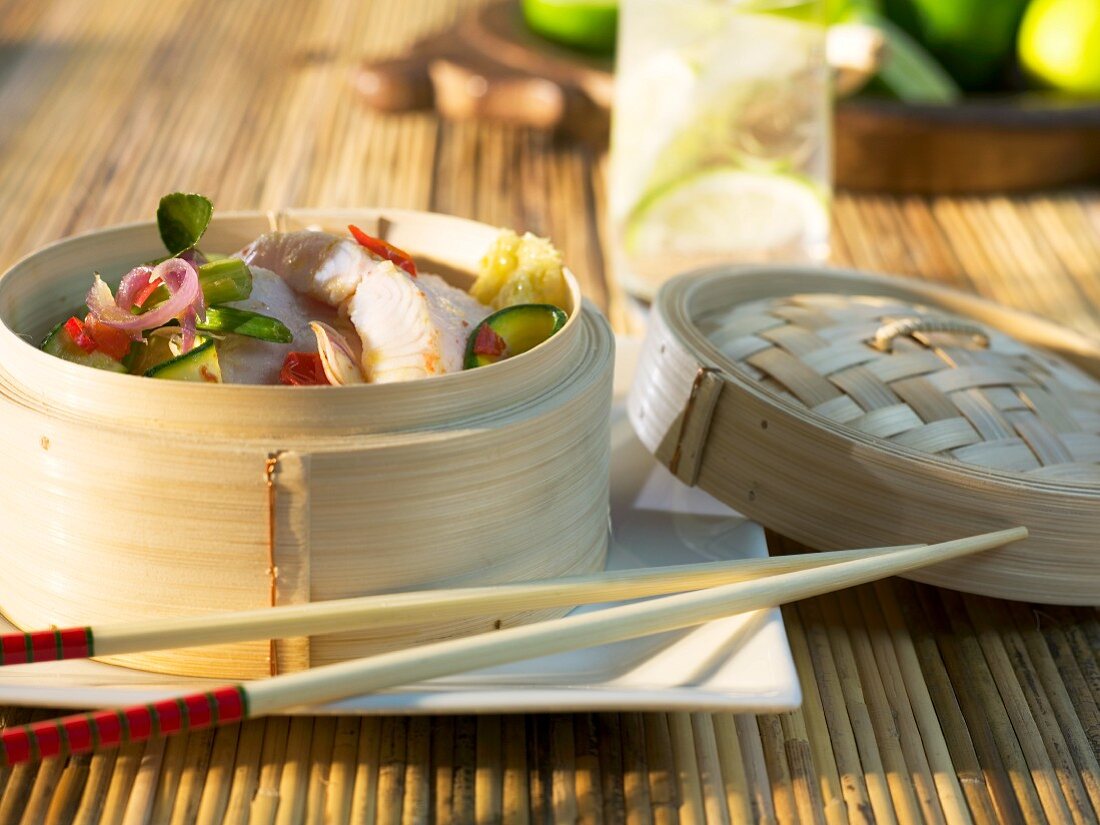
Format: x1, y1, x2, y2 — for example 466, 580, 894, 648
836, 97, 1100, 193
0, 209, 615, 678
630, 265, 1100, 604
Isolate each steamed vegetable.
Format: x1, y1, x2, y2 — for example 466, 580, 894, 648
41, 319, 128, 373
139, 258, 253, 311
196, 307, 292, 343
470, 230, 569, 310
348, 224, 418, 277
144, 336, 222, 382
157, 193, 214, 256
464, 304, 568, 369
278, 351, 329, 386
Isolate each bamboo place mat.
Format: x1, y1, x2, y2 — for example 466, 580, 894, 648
1, 0, 1100, 823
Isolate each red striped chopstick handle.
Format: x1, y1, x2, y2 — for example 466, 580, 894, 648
0, 627, 93, 666
0, 685, 247, 767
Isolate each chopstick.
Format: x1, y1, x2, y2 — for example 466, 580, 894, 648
0, 544, 923, 667
0, 527, 1025, 768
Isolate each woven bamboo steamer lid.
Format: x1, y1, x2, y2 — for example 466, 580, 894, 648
0, 208, 614, 678
629, 265, 1100, 605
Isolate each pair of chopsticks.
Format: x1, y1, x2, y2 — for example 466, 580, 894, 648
0, 527, 1026, 767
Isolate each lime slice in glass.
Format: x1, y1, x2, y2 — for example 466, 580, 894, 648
521, 0, 619, 54
625, 169, 828, 259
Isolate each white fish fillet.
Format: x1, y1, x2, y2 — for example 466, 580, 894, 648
216, 266, 350, 385
236, 230, 491, 384
238, 231, 383, 306
348, 265, 490, 383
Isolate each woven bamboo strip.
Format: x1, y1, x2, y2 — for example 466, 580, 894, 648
101, 742, 148, 825
869, 581, 972, 825
320, 717, 360, 824
0, 753, 34, 825
0, 709, 31, 805
915, 587, 1032, 823
402, 716, 431, 824
780, 603, 848, 825
963, 598, 1093, 824
574, 714, 603, 824
452, 716, 477, 823
732, 715, 775, 825
475, 716, 503, 824
1006, 602, 1100, 820
667, 713, 705, 824
551, 715, 580, 825
72, 749, 120, 825
689, 713, 730, 825
349, 718, 382, 825
888, 580, 1001, 825
620, 714, 654, 825
43, 754, 89, 825
844, 589, 943, 824
942, 592, 1072, 823
193, 724, 240, 825
794, 598, 874, 824
1037, 609, 1100, 770
302, 716, 336, 824
170, 730, 217, 825
596, 715, 626, 823
221, 719, 266, 825
376, 717, 408, 825
250, 718, 290, 825
15, 754, 63, 825
756, 713, 805, 825
710, 715, 753, 825
643, 715, 678, 825
120, 738, 164, 825
817, 593, 899, 824
503, 716, 531, 825
1061, 608, 1100, 710
778, 710, 829, 825
522, 718, 545, 823
427, 717, 452, 823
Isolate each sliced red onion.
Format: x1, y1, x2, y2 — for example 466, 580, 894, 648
86, 258, 204, 346
310, 321, 364, 385
179, 308, 198, 354
115, 265, 156, 311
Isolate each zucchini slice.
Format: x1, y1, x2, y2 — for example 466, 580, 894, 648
144, 337, 222, 382
464, 304, 567, 369
41, 321, 128, 373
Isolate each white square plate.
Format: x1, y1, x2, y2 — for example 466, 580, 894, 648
0, 339, 800, 714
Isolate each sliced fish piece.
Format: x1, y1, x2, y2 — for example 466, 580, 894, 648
237, 230, 384, 307
347, 264, 491, 383
216, 266, 351, 385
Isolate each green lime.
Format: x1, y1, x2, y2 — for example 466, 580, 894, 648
625, 169, 828, 259
1019, 0, 1100, 95
880, 0, 1030, 90
521, 0, 618, 55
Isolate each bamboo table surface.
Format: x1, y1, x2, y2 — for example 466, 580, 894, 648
1, 0, 1100, 823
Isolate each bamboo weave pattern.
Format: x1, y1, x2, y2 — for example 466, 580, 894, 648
701, 294, 1100, 480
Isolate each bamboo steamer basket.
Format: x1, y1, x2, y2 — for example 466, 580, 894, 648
630, 265, 1100, 605
0, 208, 614, 679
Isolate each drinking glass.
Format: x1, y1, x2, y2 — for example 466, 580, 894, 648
609, 0, 831, 298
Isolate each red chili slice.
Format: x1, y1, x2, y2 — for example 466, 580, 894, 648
83, 314, 132, 360
348, 224, 417, 277
472, 324, 507, 358
63, 316, 98, 354
278, 352, 329, 386
132, 277, 164, 308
